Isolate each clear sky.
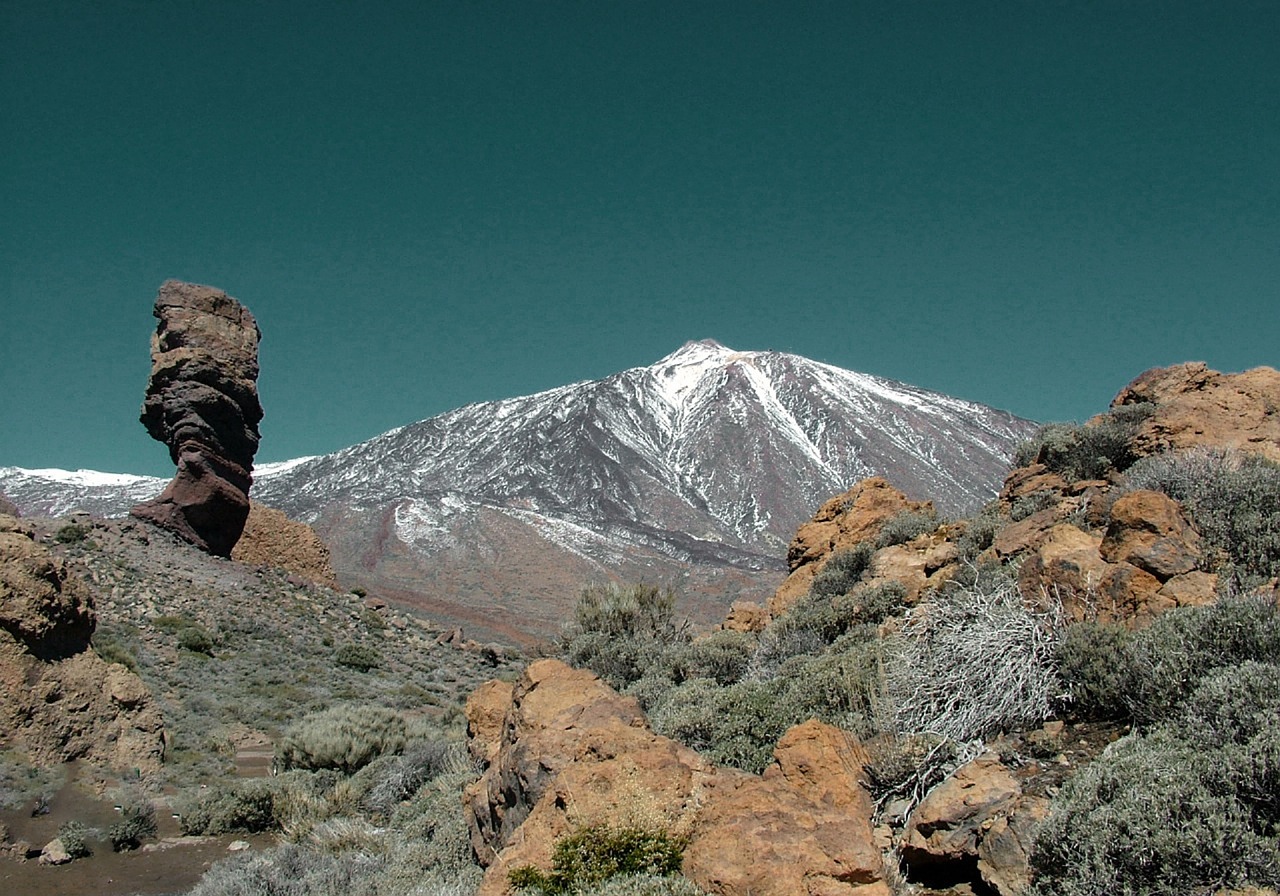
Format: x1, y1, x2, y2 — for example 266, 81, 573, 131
3, 1, 1277, 477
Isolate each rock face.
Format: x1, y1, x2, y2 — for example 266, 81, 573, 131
131, 281, 263, 557
231, 503, 337, 588
1110, 363, 1280, 463
770, 478, 935, 616
464, 659, 887, 896
0, 515, 164, 772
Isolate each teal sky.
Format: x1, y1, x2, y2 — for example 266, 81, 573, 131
3, 1, 1277, 477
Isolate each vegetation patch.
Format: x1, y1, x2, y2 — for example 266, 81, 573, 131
510, 824, 687, 895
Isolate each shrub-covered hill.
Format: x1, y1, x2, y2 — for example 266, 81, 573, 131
472, 362, 1280, 896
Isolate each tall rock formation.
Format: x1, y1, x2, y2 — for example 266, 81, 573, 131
131, 281, 262, 557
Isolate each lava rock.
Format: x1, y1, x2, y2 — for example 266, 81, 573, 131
131, 281, 262, 557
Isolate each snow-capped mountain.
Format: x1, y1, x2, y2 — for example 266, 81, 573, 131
2, 341, 1037, 643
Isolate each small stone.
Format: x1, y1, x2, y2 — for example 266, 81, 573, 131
228, 840, 251, 851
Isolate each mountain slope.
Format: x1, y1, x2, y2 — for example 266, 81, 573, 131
250, 341, 1035, 640
2, 341, 1038, 642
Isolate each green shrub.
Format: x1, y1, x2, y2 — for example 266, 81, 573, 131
1015, 404, 1152, 483
510, 824, 686, 895
809, 544, 875, 599
178, 624, 216, 655
648, 678, 794, 774
180, 780, 278, 835
91, 629, 138, 671
54, 521, 91, 543
109, 797, 157, 851
1030, 727, 1280, 896
1125, 447, 1280, 586
886, 571, 1062, 741
1119, 594, 1280, 724
955, 506, 1004, 560
58, 820, 92, 858
580, 874, 709, 896
672, 630, 755, 686
560, 584, 689, 690
335, 643, 382, 672
775, 635, 887, 737
1054, 621, 1132, 720
874, 509, 940, 548
277, 705, 407, 774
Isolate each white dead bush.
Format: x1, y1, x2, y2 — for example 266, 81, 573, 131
886, 572, 1063, 742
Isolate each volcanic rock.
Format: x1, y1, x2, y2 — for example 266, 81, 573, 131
465, 659, 886, 896
1110, 363, 1280, 462
0, 515, 164, 772
1099, 490, 1202, 580
231, 503, 337, 588
770, 478, 934, 616
131, 281, 262, 557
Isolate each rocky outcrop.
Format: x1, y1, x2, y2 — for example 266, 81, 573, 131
0, 494, 17, 517
0, 515, 164, 772
1110, 363, 1280, 463
464, 659, 887, 896
131, 281, 263, 557
231, 503, 337, 588
770, 478, 935, 616
902, 752, 1048, 896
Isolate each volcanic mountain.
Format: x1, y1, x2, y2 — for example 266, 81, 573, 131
2, 341, 1037, 643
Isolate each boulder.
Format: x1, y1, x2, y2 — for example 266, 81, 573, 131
231, 503, 337, 588
1110, 363, 1280, 463
902, 753, 1020, 869
37, 838, 71, 865
1100, 490, 1202, 580
1016, 524, 1108, 617
465, 660, 887, 896
131, 281, 263, 557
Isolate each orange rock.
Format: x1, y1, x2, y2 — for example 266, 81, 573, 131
465, 678, 514, 767
1111, 363, 1280, 462
1100, 490, 1202, 581
231, 502, 338, 588
465, 661, 886, 896
771, 478, 932, 616
902, 752, 1020, 868
1017, 524, 1108, 615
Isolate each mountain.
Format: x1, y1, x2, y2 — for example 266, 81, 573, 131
2, 341, 1038, 643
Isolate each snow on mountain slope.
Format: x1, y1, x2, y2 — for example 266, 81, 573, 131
2, 341, 1037, 642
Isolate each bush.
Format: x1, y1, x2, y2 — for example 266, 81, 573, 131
58, 820, 92, 858
1014, 404, 1152, 483
109, 797, 157, 851
1119, 594, 1280, 724
91, 629, 138, 671
277, 705, 407, 774
1125, 447, 1280, 586
54, 521, 90, 543
1054, 621, 1132, 720
1030, 727, 1280, 896
335, 643, 382, 672
560, 584, 689, 690
510, 824, 686, 895
886, 571, 1062, 741
181, 780, 278, 835
671, 630, 755, 686
648, 678, 794, 774
775, 636, 887, 737
809, 544, 875, 599
178, 624, 216, 655
874, 509, 940, 548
